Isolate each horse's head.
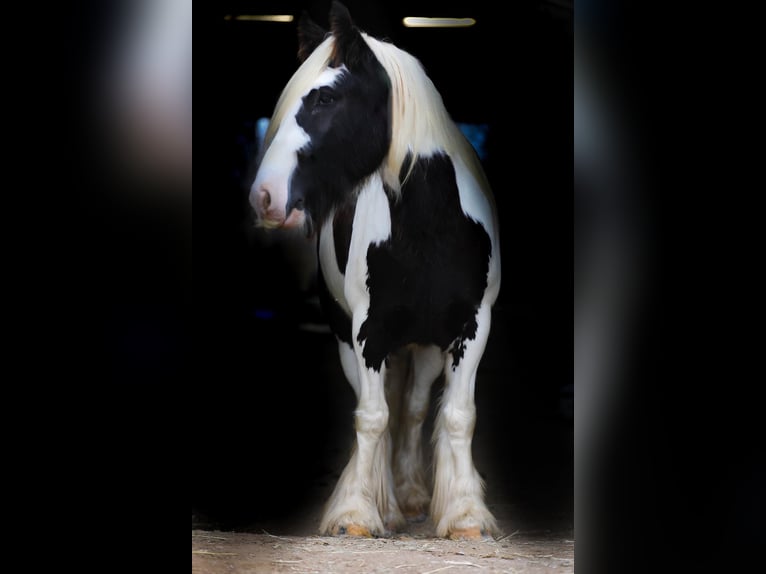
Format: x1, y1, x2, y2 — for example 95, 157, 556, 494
250, 1, 391, 231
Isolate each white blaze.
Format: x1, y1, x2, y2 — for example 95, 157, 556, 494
250, 99, 309, 221
250, 66, 348, 225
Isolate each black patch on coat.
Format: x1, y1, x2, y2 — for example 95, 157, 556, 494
288, 41, 391, 231
355, 153, 492, 372
449, 310, 479, 369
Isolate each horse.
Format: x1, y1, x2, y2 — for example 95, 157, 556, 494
250, 2, 501, 540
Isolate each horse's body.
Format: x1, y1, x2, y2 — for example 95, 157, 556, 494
250, 2, 501, 540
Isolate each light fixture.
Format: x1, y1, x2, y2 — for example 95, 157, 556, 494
223, 15, 294, 23
402, 17, 476, 28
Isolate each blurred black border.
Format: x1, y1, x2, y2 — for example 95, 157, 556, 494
48, 2, 766, 573
577, 2, 765, 572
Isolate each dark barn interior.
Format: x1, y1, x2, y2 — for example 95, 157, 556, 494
193, 0, 572, 536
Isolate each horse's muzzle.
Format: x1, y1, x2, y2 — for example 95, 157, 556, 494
251, 184, 305, 230
250, 183, 284, 228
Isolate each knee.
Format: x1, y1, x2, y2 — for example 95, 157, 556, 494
441, 404, 476, 437
355, 407, 389, 436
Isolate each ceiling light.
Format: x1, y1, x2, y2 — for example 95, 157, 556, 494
223, 15, 294, 23
402, 17, 476, 28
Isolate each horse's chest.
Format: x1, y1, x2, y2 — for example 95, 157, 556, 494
319, 174, 392, 315
318, 159, 492, 353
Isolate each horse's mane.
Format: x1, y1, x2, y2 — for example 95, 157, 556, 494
361, 34, 482, 195
264, 34, 489, 198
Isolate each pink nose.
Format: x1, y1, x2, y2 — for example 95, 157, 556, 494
252, 183, 287, 227
255, 186, 271, 214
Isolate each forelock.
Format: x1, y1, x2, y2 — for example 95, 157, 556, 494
263, 37, 336, 150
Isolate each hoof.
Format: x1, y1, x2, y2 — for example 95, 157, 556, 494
403, 508, 428, 523
448, 527, 483, 540
384, 519, 405, 534
383, 507, 406, 534
335, 524, 372, 537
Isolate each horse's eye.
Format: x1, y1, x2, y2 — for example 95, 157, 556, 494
317, 91, 335, 106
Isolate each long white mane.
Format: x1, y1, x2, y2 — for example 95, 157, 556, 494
361, 34, 484, 195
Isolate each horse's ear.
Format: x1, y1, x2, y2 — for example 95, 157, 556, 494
329, 0, 354, 34
297, 11, 327, 62
329, 1, 373, 71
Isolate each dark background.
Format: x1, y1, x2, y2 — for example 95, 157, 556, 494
193, 0, 573, 534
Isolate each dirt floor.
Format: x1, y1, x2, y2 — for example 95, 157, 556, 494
192, 527, 574, 574
193, 490, 573, 573
192, 432, 573, 574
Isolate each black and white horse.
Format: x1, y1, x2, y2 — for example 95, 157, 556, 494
250, 2, 501, 540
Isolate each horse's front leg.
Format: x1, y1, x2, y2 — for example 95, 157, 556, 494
431, 304, 498, 540
319, 313, 398, 537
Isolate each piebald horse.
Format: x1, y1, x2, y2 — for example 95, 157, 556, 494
250, 2, 501, 540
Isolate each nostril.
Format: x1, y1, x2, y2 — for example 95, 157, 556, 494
259, 188, 271, 210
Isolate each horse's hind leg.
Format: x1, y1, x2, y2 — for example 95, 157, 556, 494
380, 350, 411, 531
392, 344, 442, 521
431, 304, 498, 540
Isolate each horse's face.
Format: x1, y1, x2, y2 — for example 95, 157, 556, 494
251, 7, 390, 230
